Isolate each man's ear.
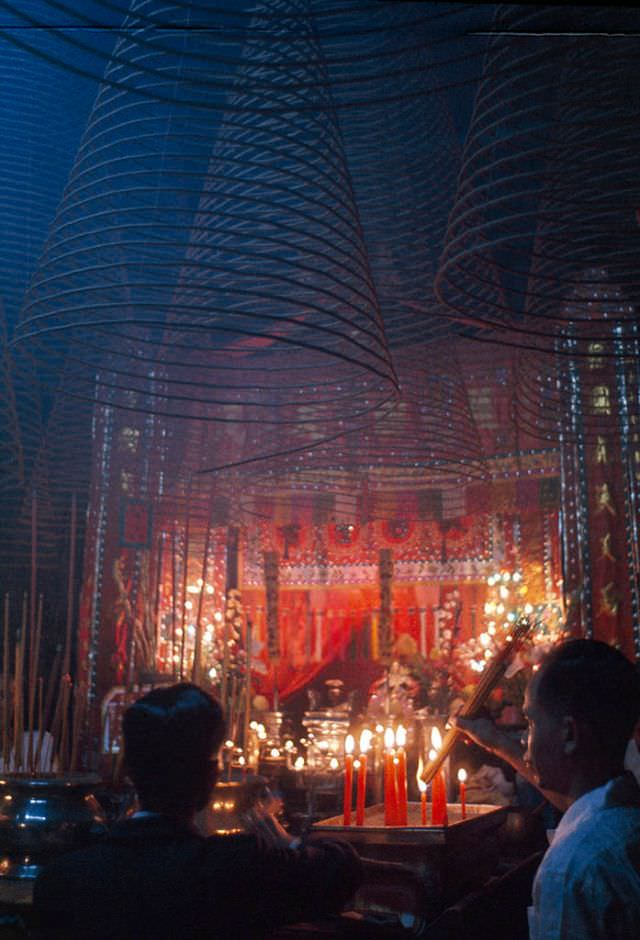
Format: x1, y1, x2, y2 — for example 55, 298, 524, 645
561, 715, 578, 756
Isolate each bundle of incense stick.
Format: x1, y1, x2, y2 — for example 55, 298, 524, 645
0, 593, 87, 775
421, 617, 534, 787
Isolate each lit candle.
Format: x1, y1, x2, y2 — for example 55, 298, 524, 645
383, 727, 398, 826
417, 757, 427, 825
428, 747, 438, 824
356, 730, 372, 826
430, 729, 448, 827
458, 767, 467, 819
396, 725, 408, 826
343, 734, 354, 826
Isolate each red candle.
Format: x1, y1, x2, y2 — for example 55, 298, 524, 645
429, 749, 440, 825
431, 771, 446, 825
355, 730, 371, 826
383, 728, 398, 826
417, 757, 428, 825
458, 767, 467, 819
439, 770, 449, 826
395, 725, 408, 826
343, 734, 354, 826
429, 731, 449, 827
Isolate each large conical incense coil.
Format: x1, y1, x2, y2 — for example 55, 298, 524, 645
15, 0, 397, 442
436, 6, 640, 361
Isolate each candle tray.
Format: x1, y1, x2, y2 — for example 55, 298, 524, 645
313, 801, 508, 923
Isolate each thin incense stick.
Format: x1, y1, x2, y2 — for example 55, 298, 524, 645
43, 645, 62, 735
34, 678, 44, 772
70, 683, 84, 772
243, 619, 252, 755
30, 491, 37, 662
63, 494, 77, 678
49, 671, 66, 770
13, 596, 27, 771
58, 676, 72, 774
192, 492, 215, 686
27, 595, 43, 772
153, 532, 164, 671
171, 527, 178, 678
179, 482, 193, 680
2, 594, 9, 769
13, 629, 25, 772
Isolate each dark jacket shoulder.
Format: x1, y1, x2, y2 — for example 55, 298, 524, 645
34, 814, 362, 940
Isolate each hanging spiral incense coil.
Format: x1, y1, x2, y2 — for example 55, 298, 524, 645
14, 0, 397, 451
437, 7, 640, 353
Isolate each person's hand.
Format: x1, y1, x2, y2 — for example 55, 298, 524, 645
257, 790, 283, 819
241, 806, 295, 849
453, 715, 503, 754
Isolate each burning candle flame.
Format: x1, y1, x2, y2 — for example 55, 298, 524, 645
396, 725, 407, 748
428, 749, 437, 761
431, 726, 442, 750
345, 734, 355, 756
416, 756, 427, 793
359, 729, 373, 754
384, 727, 395, 750
457, 768, 468, 783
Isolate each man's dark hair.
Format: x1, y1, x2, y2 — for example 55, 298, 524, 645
123, 683, 225, 815
536, 639, 640, 766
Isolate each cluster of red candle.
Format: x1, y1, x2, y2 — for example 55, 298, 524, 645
343, 724, 467, 829
383, 725, 408, 826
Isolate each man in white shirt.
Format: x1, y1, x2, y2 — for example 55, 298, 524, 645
457, 638, 640, 940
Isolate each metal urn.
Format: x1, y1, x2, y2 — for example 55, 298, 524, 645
0, 773, 108, 884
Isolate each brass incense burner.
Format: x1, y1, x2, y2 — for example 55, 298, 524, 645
0, 773, 107, 904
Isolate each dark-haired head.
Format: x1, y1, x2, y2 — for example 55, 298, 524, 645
525, 638, 640, 797
123, 683, 225, 817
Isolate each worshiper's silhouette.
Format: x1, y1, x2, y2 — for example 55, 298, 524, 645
34, 683, 361, 939
455, 639, 640, 940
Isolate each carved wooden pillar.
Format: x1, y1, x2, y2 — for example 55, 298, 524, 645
378, 548, 394, 660
226, 526, 240, 593
263, 550, 280, 660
